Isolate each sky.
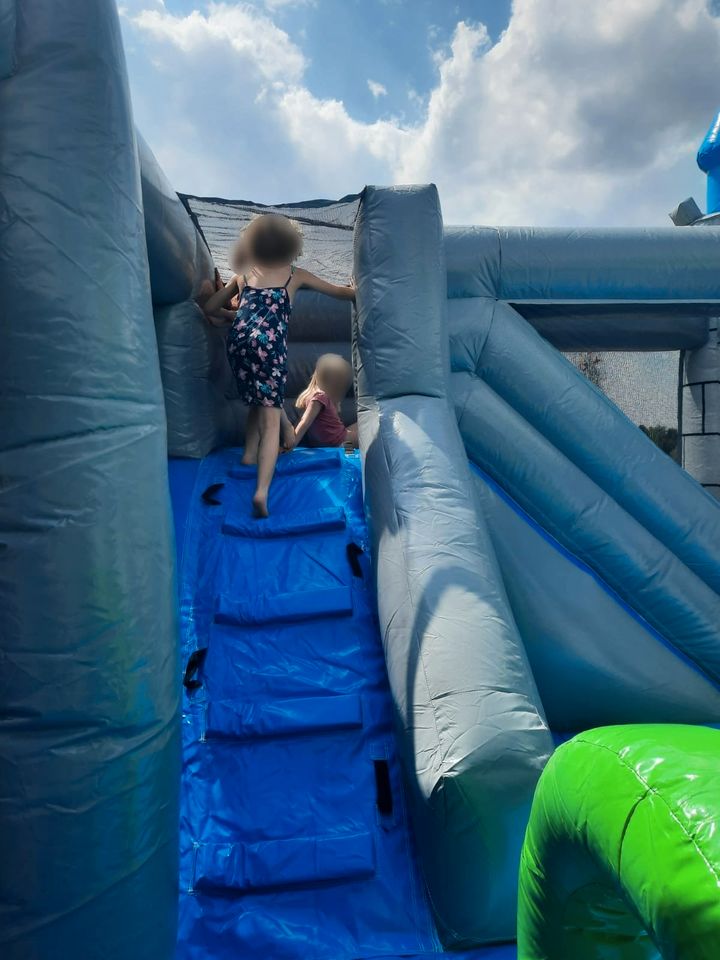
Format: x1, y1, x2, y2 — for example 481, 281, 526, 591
118, 0, 720, 226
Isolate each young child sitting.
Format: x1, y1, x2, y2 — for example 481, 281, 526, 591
202, 215, 355, 518
294, 354, 358, 449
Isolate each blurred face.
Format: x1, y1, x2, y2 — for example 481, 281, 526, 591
244, 214, 302, 267
321, 361, 352, 399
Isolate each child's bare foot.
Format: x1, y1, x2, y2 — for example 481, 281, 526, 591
241, 454, 258, 466
252, 491, 269, 518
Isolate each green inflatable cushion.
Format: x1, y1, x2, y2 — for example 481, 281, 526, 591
518, 724, 720, 959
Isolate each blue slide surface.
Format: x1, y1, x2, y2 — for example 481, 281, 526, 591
170, 449, 515, 960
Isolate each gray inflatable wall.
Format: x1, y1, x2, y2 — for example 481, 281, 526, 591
0, 3, 179, 959
138, 135, 240, 457
680, 135, 720, 576
450, 301, 720, 695
443, 226, 720, 495
445, 225, 720, 351
682, 326, 720, 497
353, 185, 553, 946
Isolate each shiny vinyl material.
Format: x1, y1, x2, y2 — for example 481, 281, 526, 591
468, 463, 720, 730
449, 298, 720, 594
448, 287, 720, 942
454, 375, 720, 679
354, 185, 448, 401
154, 299, 237, 457
444, 224, 720, 350
353, 184, 720, 951
0, 2, 179, 959
698, 110, 720, 214
449, 292, 720, 693
518, 725, 720, 959
354, 186, 553, 946
445, 224, 720, 302
139, 131, 203, 307
175, 447, 442, 959
138, 135, 236, 458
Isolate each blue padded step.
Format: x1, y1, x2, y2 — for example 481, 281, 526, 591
205, 694, 363, 740
222, 506, 346, 539
229, 448, 342, 479
215, 585, 353, 626
193, 832, 375, 892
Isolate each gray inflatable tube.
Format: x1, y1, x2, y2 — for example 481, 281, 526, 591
0, 3, 179, 959
353, 185, 553, 945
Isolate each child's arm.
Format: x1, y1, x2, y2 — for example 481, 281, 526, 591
207, 307, 237, 328
280, 409, 296, 451
293, 267, 355, 301
294, 401, 323, 444
203, 275, 240, 316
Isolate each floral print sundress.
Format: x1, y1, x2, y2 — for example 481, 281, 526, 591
226, 269, 293, 408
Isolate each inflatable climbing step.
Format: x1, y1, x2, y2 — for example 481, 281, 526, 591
174, 448, 442, 960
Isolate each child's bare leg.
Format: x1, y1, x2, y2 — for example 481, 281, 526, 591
345, 423, 359, 449
253, 407, 281, 518
242, 407, 260, 465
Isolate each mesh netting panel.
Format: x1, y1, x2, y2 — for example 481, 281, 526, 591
565, 351, 680, 435
182, 194, 679, 441
181, 194, 360, 283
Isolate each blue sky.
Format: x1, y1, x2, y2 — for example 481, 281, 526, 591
119, 1, 720, 225
292, 1, 511, 125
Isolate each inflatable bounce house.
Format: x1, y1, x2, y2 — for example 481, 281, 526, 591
4, 3, 720, 959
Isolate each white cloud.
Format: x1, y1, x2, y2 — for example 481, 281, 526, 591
276, 86, 409, 192
122, 0, 720, 225
131, 2, 305, 82
263, 0, 316, 8
396, 2, 720, 224
367, 79, 388, 99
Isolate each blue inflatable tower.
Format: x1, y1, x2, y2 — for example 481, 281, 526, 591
698, 110, 720, 214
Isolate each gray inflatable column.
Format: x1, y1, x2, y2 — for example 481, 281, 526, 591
682, 326, 720, 498
138, 134, 239, 457
353, 186, 552, 946
0, 3, 179, 959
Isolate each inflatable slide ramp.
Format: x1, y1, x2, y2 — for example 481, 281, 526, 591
173, 447, 513, 959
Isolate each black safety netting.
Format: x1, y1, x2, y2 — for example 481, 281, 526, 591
182, 193, 680, 451
181, 193, 360, 283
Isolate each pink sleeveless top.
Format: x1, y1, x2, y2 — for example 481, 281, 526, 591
306, 390, 347, 447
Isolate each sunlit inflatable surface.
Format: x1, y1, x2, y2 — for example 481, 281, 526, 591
3, 3, 720, 960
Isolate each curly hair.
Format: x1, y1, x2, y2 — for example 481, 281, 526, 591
242, 213, 303, 266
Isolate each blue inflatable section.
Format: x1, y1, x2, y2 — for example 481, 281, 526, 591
698, 110, 720, 214
171, 448, 515, 960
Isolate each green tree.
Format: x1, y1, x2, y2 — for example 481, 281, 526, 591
639, 424, 679, 462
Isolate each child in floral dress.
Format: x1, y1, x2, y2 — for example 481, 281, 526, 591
203, 214, 355, 517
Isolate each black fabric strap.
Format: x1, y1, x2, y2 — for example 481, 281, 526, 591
346, 542, 364, 578
202, 482, 225, 505
373, 760, 393, 816
183, 648, 208, 690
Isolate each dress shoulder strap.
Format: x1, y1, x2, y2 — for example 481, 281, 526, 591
283, 265, 295, 288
